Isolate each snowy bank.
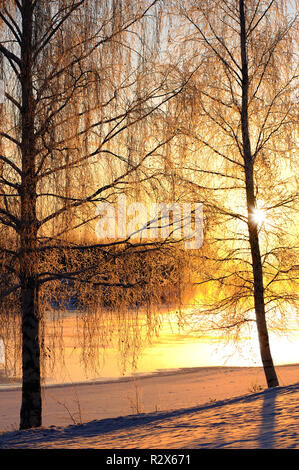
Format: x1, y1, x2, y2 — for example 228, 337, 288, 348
0, 382, 298, 449
0, 365, 298, 448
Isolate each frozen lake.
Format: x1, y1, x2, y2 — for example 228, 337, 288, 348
1, 307, 299, 387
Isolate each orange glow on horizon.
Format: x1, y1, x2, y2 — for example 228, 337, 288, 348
37, 310, 299, 386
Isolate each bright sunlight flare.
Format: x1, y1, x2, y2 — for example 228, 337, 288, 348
252, 207, 267, 226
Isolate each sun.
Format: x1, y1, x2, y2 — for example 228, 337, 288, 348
252, 207, 267, 226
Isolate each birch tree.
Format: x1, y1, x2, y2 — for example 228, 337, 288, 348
0, 0, 188, 429
169, 0, 298, 387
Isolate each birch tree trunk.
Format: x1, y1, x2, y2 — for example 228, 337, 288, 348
19, 0, 41, 429
239, 0, 278, 388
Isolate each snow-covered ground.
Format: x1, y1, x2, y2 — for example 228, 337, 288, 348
0, 364, 298, 448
